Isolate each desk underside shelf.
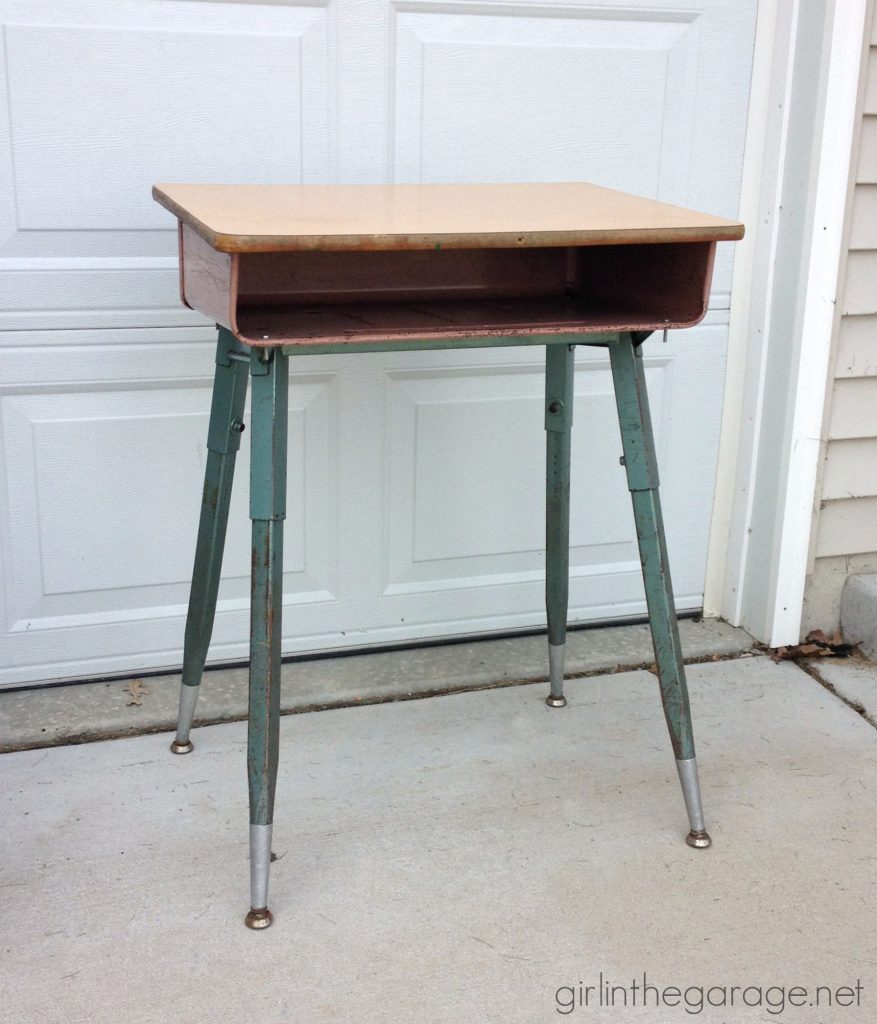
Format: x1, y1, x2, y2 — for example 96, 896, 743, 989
179, 224, 717, 347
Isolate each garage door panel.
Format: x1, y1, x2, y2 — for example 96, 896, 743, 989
0, 0, 755, 684
0, 317, 724, 684
0, 0, 330, 329
0, 262, 207, 333
376, 341, 690, 623
3, 24, 315, 234
391, 0, 752, 299
383, 361, 640, 595
393, 6, 696, 197
0, 366, 339, 653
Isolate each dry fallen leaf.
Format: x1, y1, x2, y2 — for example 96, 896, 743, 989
768, 629, 858, 662
125, 679, 149, 706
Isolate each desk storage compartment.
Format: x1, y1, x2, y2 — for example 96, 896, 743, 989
179, 224, 716, 347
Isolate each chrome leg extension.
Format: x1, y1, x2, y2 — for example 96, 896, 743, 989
546, 642, 567, 708
171, 328, 250, 757
676, 757, 712, 848
170, 684, 199, 755
245, 823, 274, 930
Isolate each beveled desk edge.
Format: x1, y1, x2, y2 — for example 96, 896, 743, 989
153, 182, 745, 253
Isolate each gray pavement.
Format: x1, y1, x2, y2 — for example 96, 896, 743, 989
2, 654, 875, 1024
805, 652, 877, 724
0, 618, 752, 753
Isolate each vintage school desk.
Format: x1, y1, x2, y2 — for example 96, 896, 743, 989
152, 182, 743, 929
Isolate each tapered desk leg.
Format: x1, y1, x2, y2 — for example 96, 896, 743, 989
171, 328, 249, 755
608, 335, 711, 849
245, 346, 288, 929
545, 343, 575, 708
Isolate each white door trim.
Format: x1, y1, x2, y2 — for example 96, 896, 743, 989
704, 0, 871, 646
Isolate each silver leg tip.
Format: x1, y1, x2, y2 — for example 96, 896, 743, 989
172, 685, 199, 754
547, 643, 566, 707
686, 830, 712, 849
245, 907, 273, 930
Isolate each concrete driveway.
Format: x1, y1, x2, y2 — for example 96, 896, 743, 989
2, 654, 876, 1023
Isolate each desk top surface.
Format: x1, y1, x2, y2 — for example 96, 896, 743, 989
153, 182, 744, 254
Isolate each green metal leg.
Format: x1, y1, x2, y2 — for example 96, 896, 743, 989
245, 346, 288, 929
171, 327, 249, 755
608, 335, 711, 849
545, 343, 574, 708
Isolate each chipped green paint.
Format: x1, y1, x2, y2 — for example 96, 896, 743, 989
545, 343, 575, 649
281, 331, 620, 359
247, 347, 288, 826
180, 327, 249, 693
609, 336, 695, 761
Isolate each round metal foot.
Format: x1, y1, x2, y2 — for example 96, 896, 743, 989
245, 907, 273, 930
545, 695, 567, 708
686, 830, 712, 849
170, 739, 193, 755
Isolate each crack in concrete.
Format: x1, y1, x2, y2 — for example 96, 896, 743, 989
795, 659, 877, 731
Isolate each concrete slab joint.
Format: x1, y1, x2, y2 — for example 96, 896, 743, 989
0, 619, 755, 753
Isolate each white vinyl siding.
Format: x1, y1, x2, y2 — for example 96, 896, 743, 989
805, 5, 877, 628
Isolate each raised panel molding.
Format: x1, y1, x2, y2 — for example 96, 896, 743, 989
390, 1, 699, 206
0, 317, 727, 684
0, 0, 331, 328
382, 355, 669, 596
0, 260, 205, 332
0, 371, 338, 636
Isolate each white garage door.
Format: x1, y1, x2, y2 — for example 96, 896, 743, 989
0, 0, 756, 686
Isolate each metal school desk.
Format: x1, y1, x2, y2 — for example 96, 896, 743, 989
152, 182, 743, 929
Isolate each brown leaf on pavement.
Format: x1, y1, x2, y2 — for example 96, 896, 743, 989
767, 629, 858, 662
125, 679, 149, 706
